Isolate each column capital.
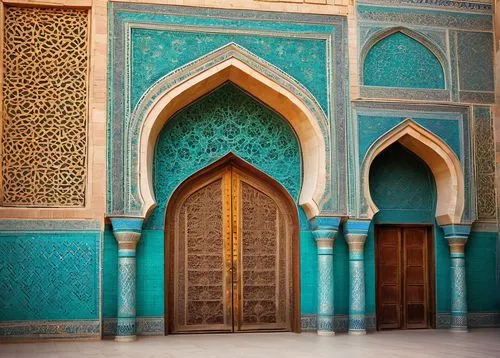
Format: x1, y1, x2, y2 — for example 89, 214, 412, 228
441, 224, 471, 240
310, 216, 341, 236
110, 216, 144, 248
344, 219, 371, 236
441, 224, 471, 253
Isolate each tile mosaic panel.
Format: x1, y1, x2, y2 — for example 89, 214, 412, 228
0, 232, 100, 321
363, 32, 445, 89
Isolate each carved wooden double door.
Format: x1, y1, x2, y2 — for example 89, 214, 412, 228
166, 161, 296, 334
376, 226, 434, 330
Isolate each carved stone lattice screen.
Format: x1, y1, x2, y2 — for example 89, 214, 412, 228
1, 6, 89, 207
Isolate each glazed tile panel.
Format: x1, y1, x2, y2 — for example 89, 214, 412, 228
363, 32, 445, 89
0, 232, 100, 321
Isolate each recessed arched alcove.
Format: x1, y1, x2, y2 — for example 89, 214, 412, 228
369, 142, 437, 223
361, 119, 464, 226
362, 29, 445, 89
145, 82, 302, 229
366, 142, 439, 330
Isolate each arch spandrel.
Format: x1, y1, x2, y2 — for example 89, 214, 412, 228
125, 43, 330, 220
361, 119, 465, 226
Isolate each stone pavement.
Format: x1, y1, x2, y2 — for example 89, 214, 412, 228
1, 329, 500, 358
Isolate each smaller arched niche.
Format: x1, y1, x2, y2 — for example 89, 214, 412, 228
363, 30, 445, 89
369, 143, 436, 223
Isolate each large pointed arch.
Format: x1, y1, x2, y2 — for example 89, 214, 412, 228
126, 43, 329, 219
361, 119, 464, 225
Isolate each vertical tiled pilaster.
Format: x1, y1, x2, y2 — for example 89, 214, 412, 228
311, 217, 341, 336
442, 224, 471, 332
344, 220, 370, 335
110, 217, 144, 342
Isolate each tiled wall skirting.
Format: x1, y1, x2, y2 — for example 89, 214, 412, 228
0, 320, 100, 341
436, 312, 500, 329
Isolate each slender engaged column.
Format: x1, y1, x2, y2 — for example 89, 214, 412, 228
442, 224, 471, 333
311, 217, 341, 336
110, 217, 144, 342
344, 220, 370, 335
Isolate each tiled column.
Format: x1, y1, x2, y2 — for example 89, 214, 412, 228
311, 217, 341, 336
442, 224, 471, 332
110, 217, 144, 342
344, 220, 371, 335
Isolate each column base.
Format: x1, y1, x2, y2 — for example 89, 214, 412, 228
450, 328, 468, 333
348, 330, 366, 336
317, 330, 335, 336
115, 335, 137, 342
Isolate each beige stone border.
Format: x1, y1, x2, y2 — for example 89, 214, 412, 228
361, 119, 465, 225
138, 57, 327, 219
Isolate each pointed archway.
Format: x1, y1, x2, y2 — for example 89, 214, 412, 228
125, 43, 329, 220
361, 119, 464, 225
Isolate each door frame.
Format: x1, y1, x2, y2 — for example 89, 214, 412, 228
164, 154, 301, 334
375, 224, 436, 330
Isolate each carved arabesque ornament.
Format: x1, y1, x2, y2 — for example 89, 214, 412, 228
1, 6, 89, 207
473, 107, 496, 220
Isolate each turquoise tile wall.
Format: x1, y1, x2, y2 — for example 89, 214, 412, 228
132, 29, 329, 112
466, 231, 499, 312
103, 228, 117, 318
0, 232, 100, 321
334, 233, 349, 315
136, 230, 164, 317
363, 32, 445, 89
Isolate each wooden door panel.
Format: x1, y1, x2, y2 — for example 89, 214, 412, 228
168, 161, 295, 334
376, 227, 402, 330
233, 171, 291, 331
172, 174, 233, 333
403, 228, 428, 329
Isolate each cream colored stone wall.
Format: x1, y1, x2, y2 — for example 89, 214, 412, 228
0, 0, 107, 223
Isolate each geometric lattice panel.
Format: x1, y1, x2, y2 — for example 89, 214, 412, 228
0, 233, 99, 320
2, 7, 89, 206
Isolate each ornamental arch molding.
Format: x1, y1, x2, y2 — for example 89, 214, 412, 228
361, 119, 465, 226
126, 44, 329, 220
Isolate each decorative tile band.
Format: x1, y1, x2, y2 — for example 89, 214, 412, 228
103, 317, 165, 336
0, 219, 101, 232
437, 312, 500, 328
360, 86, 450, 102
0, 320, 100, 341
301, 314, 376, 332
357, 0, 492, 13
357, 5, 492, 31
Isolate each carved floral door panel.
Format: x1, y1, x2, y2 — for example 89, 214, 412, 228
168, 164, 293, 333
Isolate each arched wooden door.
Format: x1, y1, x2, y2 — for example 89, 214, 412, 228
165, 156, 299, 334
